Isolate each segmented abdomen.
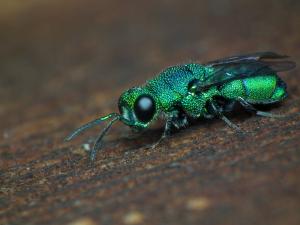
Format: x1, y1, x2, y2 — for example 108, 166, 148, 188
219, 75, 287, 104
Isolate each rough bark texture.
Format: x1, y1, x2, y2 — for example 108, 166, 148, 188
0, 1, 300, 225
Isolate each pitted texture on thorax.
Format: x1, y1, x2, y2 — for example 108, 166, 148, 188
145, 64, 207, 110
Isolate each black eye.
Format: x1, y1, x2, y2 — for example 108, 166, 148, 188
134, 95, 156, 123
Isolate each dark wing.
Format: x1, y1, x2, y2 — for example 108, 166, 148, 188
201, 52, 296, 88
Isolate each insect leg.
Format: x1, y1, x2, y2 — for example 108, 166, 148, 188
172, 113, 189, 129
150, 117, 173, 149
150, 110, 184, 149
237, 97, 284, 118
210, 101, 242, 131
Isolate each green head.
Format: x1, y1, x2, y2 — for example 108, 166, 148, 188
65, 86, 160, 155
118, 87, 159, 129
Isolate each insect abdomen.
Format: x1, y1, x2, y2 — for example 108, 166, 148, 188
220, 75, 287, 104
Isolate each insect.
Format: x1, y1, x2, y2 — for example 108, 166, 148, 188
65, 52, 296, 160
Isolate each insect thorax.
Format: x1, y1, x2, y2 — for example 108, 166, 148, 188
145, 64, 208, 111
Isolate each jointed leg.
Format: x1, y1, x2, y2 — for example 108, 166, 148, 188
210, 101, 242, 131
238, 97, 283, 118
150, 110, 188, 149
150, 116, 173, 149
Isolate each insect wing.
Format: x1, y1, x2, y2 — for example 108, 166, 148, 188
205, 52, 288, 66
201, 52, 295, 88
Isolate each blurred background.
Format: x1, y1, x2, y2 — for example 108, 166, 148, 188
1, 0, 300, 225
1, 0, 299, 105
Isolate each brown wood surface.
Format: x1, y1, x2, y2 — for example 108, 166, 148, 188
1, 1, 300, 225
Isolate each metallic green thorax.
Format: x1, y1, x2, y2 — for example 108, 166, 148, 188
66, 52, 295, 160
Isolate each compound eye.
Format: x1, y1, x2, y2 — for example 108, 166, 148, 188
134, 95, 156, 123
